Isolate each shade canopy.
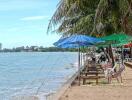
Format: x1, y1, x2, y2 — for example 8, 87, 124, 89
97, 33, 131, 47
56, 43, 91, 48
128, 36, 132, 41
112, 41, 128, 47
54, 34, 103, 48
101, 33, 129, 43
53, 37, 67, 46
54, 34, 104, 72
124, 43, 132, 48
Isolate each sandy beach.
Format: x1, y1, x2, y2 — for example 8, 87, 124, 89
60, 63, 132, 100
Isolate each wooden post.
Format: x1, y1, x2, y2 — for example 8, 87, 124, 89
83, 78, 86, 85
121, 46, 124, 64
109, 45, 115, 67
130, 47, 132, 58
96, 70, 98, 85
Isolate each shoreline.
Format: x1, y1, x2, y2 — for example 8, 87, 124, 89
49, 70, 79, 100
11, 61, 85, 100
47, 64, 85, 100
12, 68, 82, 100
10, 56, 132, 100
49, 54, 86, 100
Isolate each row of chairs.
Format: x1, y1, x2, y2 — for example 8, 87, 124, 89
79, 62, 105, 85
78, 60, 125, 85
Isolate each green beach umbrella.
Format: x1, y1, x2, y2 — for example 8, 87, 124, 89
101, 33, 129, 43
96, 33, 131, 47
128, 36, 132, 41
112, 41, 128, 47
95, 33, 131, 66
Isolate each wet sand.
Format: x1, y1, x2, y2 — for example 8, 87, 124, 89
60, 64, 132, 100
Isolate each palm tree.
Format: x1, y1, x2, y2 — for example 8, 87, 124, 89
93, 0, 132, 35
47, 0, 132, 36
47, 0, 132, 66
47, 0, 98, 36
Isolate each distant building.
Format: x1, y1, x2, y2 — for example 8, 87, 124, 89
15, 46, 24, 52
0, 43, 2, 50
38, 46, 44, 52
30, 46, 38, 51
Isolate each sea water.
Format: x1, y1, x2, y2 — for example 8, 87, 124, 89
0, 52, 78, 100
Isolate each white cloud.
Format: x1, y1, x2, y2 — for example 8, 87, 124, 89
20, 16, 49, 21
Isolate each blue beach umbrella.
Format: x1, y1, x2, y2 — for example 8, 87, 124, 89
54, 34, 104, 85
54, 34, 103, 70
53, 37, 67, 46
57, 34, 103, 46
57, 42, 92, 48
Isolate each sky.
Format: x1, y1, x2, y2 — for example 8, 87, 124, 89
0, 0, 60, 48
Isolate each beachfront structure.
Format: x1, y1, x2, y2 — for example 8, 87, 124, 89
0, 43, 2, 50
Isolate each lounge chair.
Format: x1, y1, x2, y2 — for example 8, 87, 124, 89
107, 62, 125, 83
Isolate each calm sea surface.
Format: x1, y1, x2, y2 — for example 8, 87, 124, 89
0, 52, 78, 100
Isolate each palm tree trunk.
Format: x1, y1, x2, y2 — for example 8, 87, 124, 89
130, 46, 132, 58
90, 0, 104, 35
109, 45, 115, 67
122, 0, 132, 34
121, 46, 124, 64
127, 0, 132, 13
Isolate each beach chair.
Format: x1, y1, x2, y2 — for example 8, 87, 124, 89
107, 62, 125, 83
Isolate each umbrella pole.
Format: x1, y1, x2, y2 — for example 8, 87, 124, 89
78, 47, 81, 85
121, 46, 124, 64
81, 51, 83, 66
78, 47, 80, 70
80, 51, 82, 67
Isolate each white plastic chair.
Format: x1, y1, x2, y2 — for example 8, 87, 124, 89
107, 62, 125, 83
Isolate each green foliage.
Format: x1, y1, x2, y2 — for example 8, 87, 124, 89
47, 0, 132, 36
